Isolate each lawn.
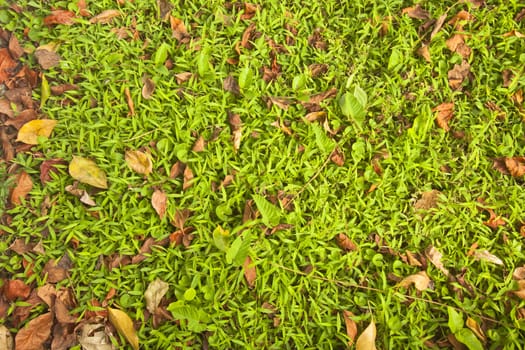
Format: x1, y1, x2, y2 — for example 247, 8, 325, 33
1, 0, 525, 349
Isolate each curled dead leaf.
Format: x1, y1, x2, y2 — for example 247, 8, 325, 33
223, 75, 241, 96
433, 102, 454, 132
125, 150, 153, 175
513, 280, 525, 300
15, 312, 53, 350
418, 44, 431, 63
397, 271, 432, 291
504, 157, 525, 177
144, 279, 169, 313
10, 171, 33, 206
69, 156, 108, 189
466, 317, 486, 343
77, 323, 113, 350
151, 190, 167, 219
170, 16, 190, 43
107, 308, 139, 350
513, 267, 525, 280
355, 319, 377, 350
243, 256, 256, 288
0, 325, 13, 350
448, 60, 471, 90
473, 250, 503, 265
336, 233, 357, 252
402, 4, 430, 20
124, 87, 135, 116
426, 245, 450, 277
183, 165, 194, 190
17, 119, 58, 144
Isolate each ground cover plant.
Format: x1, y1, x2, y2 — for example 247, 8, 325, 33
1, 0, 525, 348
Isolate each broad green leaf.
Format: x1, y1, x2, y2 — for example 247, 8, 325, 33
154, 42, 170, 66
197, 48, 210, 76
339, 92, 365, 127
184, 288, 196, 301
40, 74, 50, 108
388, 48, 402, 71
107, 308, 139, 350
167, 302, 211, 332
351, 140, 366, 162
226, 233, 251, 266
447, 307, 464, 334
69, 156, 108, 189
312, 124, 335, 154
455, 328, 484, 350
292, 74, 307, 91
252, 194, 281, 227
17, 119, 57, 145
238, 65, 253, 89
212, 225, 229, 252
353, 85, 368, 107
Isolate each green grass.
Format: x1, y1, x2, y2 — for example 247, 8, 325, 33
1, 0, 525, 348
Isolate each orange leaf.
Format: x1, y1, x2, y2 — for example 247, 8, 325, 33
151, 190, 167, 219
336, 233, 357, 252
433, 102, 454, 131
243, 256, 256, 288
124, 87, 135, 116
17, 119, 58, 144
402, 4, 430, 19
170, 16, 190, 43
342, 311, 357, 346
10, 171, 33, 205
15, 312, 53, 350
89, 9, 121, 24
43, 10, 76, 26
4, 279, 31, 301
505, 157, 525, 177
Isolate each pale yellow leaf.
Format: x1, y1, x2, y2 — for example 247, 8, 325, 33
0, 324, 13, 350
125, 150, 153, 175
69, 156, 108, 189
397, 271, 431, 291
89, 9, 121, 24
426, 245, 450, 277
513, 280, 525, 299
356, 319, 377, 350
107, 308, 139, 350
144, 279, 169, 313
473, 250, 503, 265
16, 119, 57, 144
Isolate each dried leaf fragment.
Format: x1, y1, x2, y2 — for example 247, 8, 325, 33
170, 16, 190, 43
144, 279, 169, 313
107, 308, 139, 350
17, 119, 58, 144
402, 5, 430, 20
77, 323, 113, 350
504, 157, 525, 177
342, 311, 357, 346
0, 325, 13, 350
228, 112, 242, 151
336, 233, 357, 252
142, 76, 155, 99
414, 190, 441, 210
426, 245, 450, 277
223, 75, 241, 96
473, 250, 503, 265
124, 87, 135, 116
513, 280, 525, 300
69, 156, 108, 189
4, 279, 31, 301
355, 319, 377, 350
192, 136, 206, 152
125, 150, 153, 175
466, 317, 486, 343
89, 10, 121, 24
243, 256, 256, 288
183, 165, 194, 190
433, 102, 454, 132
10, 171, 33, 206
44, 10, 76, 26
152, 190, 167, 219
448, 61, 471, 90
397, 271, 431, 291
34, 49, 61, 69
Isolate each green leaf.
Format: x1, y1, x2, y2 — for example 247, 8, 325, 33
183, 288, 196, 301
252, 194, 281, 227
167, 302, 210, 325
226, 233, 251, 266
238, 65, 253, 89
388, 48, 402, 71
212, 225, 229, 252
447, 307, 464, 334
353, 85, 367, 107
454, 328, 484, 350
339, 92, 365, 127
292, 74, 307, 91
154, 42, 170, 66
312, 124, 335, 154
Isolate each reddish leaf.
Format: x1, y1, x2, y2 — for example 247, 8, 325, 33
241, 23, 257, 50
169, 161, 185, 178
433, 102, 454, 132
402, 4, 430, 19
342, 311, 358, 346
10, 171, 33, 206
0, 127, 14, 161
0, 48, 17, 83
483, 208, 506, 229
40, 158, 66, 185
4, 279, 31, 301
152, 190, 167, 219
418, 44, 431, 63
336, 233, 357, 252
15, 312, 53, 350
44, 10, 76, 26
8, 34, 24, 60
170, 16, 190, 43
78, 0, 90, 17
243, 256, 256, 288
330, 147, 345, 166
240, 3, 258, 20
124, 87, 135, 116
505, 157, 525, 177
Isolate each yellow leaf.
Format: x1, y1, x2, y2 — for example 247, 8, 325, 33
356, 319, 377, 350
16, 119, 57, 144
69, 156, 108, 189
107, 308, 139, 350
466, 317, 486, 343
125, 150, 153, 175
41, 75, 50, 107
397, 271, 431, 291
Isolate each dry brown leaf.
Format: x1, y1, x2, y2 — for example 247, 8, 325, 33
4, 279, 31, 301
144, 279, 169, 313
504, 157, 525, 177
243, 256, 256, 288
397, 271, 431, 291
124, 87, 135, 116
223, 75, 240, 95
125, 150, 153, 175
307, 28, 328, 50
17, 119, 58, 144
446, 34, 471, 59
418, 44, 431, 63
433, 102, 454, 131
69, 156, 108, 189
414, 190, 441, 210
175, 72, 193, 84
77, 323, 113, 350
430, 13, 448, 39
15, 312, 53, 350
483, 208, 506, 229
406, 251, 423, 267
183, 165, 194, 190
336, 233, 358, 252
152, 189, 167, 219
142, 76, 155, 99
170, 16, 190, 43
0, 324, 13, 350
89, 10, 121, 24
8, 34, 24, 60
44, 10, 76, 26
309, 63, 329, 77
473, 250, 503, 265
192, 135, 206, 152
34, 49, 61, 69
50, 83, 79, 95
0, 48, 17, 84
513, 280, 525, 300
107, 308, 139, 350
448, 60, 471, 90
10, 171, 33, 206
355, 319, 377, 350
426, 245, 450, 277
241, 22, 257, 49
402, 4, 430, 20
342, 311, 357, 346
43, 258, 70, 283
330, 147, 345, 167
228, 112, 242, 151
267, 96, 293, 110
241, 2, 258, 20
513, 267, 525, 280
78, 0, 90, 17
169, 161, 185, 178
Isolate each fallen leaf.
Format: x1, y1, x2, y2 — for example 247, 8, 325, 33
406, 251, 423, 267
504, 157, 525, 177
241, 22, 257, 50
0, 325, 13, 350
107, 308, 139, 350
223, 75, 240, 95
170, 16, 190, 43
308, 28, 328, 50
228, 112, 242, 151
40, 158, 66, 184
175, 72, 193, 84
433, 102, 454, 131
43, 257, 71, 283
69, 156, 108, 189
402, 4, 430, 20
10, 171, 33, 206
125, 150, 153, 176
0, 48, 17, 84
355, 319, 377, 350
513, 280, 525, 299
192, 136, 206, 152
426, 246, 450, 277
430, 13, 448, 39
16, 119, 58, 144
78, 0, 90, 16
8, 34, 24, 60
418, 44, 431, 63
144, 279, 169, 313
152, 189, 167, 219
466, 317, 486, 343
50, 83, 79, 95
336, 233, 358, 252
142, 76, 155, 99
397, 271, 432, 291
330, 147, 345, 166
448, 60, 471, 90
473, 250, 503, 265
34, 49, 61, 69
513, 267, 525, 280
241, 2, 258, 20
158, 0, 173, 21
15, 313, 53, 350
446, 34, 471, 59
243, 256, 256, 288
80, 191, 97, 206
78, 323, 114, 350
169, 161, 185, 178
124, 87, 135, 116
183, 165, 194, 190
414, 190, 441, 210
309, 63, 329, 77
89, 10, 121, 24
4, 279, 31, 301
342, 311, 357, 346
267, 96, 293, 110
483, 208, 506, 229
44, 10, 76, 26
